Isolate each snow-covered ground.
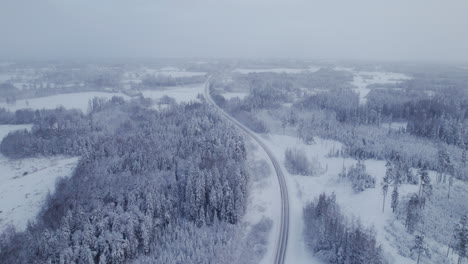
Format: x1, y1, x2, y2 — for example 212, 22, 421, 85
123, 67, 206, 82
260, 133, 418, 264
242, 139, 282, 264
141, 83, 205, 104
233, 67, 320, 74
0, 92, 130, 113
382, 122, 407, 131
333, 67, 411, 104
0, 73, 13, 82
144, 68, 206, 78
350, 71, 412, 104
222, 92, 248, 100
0, 125, 79, 233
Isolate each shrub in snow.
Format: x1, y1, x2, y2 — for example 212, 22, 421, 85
284, 147, 316, 176
339, 161, 376, 192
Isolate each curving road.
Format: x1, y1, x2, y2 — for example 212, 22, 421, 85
204, 80, 289, 264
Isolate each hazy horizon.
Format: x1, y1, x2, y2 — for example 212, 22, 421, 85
1, 0, 468, 63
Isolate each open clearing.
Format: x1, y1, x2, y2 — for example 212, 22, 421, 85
263, 133, 421, 264
0, 125, 79, 233
350, 71, 412, 104
141, 83, 205, 104
0, 92, 130, 113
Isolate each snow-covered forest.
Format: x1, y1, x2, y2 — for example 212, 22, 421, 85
0, 59, 467, 264
210, 61, 468, 264
0, 92, 254, 262
2, 0, 468, 263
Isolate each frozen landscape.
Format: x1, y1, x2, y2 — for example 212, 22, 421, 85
0, 59, 467, 264
1, 1, 468, 263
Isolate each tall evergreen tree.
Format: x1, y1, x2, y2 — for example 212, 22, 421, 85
453, 214, 468, 264
391, 186, 399, 214
382, 161, 392, 212
411, 234, 430, 264
417, 165, 432, 208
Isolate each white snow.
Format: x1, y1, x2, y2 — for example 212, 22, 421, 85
222, 92, 248, 100
0, 125, 79, 233
382, 122, 407, 130
0, 124, 32, 139
144, 68, 206, 78
242, 139, 282, 264
350, 71, 412, 104
259, 134, 417, 264
0, 92, 130, 113
0, 73, 13, 82
141, 83, 205, 104
234, 67, 320, 74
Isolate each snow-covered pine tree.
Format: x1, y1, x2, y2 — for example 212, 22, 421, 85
416, 165, 432, 210
382, 161, 393, 212
411, 234, 430, 264
405, 194, 422, 233
391, 186, 399, 214
453, 214, 468, 264
437, 148, 452, 184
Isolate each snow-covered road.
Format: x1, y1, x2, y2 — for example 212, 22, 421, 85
204, 79, 290, 264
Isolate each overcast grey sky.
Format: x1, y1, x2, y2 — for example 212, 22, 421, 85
1, 0, 467, 62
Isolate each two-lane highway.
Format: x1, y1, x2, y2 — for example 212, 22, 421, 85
204, 80, 289, 264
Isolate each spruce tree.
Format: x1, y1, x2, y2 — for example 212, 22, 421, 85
453, 214, 468, 264
382, 161, 392, 212
411, 234, 430, 264
391, 186, 399, 214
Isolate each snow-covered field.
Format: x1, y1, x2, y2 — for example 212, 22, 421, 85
141, 83, 205, 104
333, 67, 411, 104
0, 92, 130, 113
123, 67, 206, 81
0, 125, 79, 233
261, 133, 419, 264
233, 67, 320, 74
382, 122, 407, 131
222, 92, 248, 100
350, 71, 412, 104
144, 67, 206, 78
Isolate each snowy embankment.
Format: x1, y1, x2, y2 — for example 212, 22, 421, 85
242, 138, 282, 264
0, 92, 130, 113
262, 134, 417, 264
0, 125, 79, 233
